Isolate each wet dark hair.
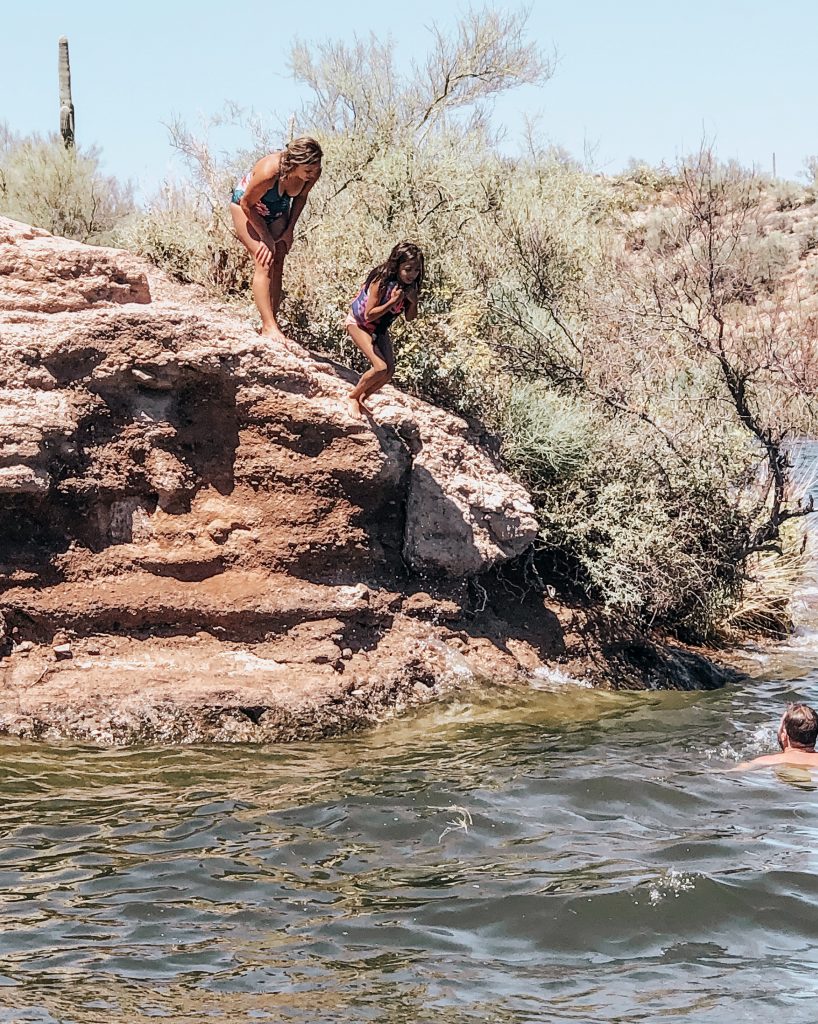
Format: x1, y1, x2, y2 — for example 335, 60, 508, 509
783, 703, 818, 748
365, 241, 425, 299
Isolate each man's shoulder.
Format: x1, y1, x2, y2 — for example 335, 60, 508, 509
737, 753, 786, 770
738, 751, 818, 770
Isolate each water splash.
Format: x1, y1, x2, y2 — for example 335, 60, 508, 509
529, 665, 593, 690
420, 637, 474, 684
436, 805, 473, 843
647, 868, 697, 906
706, 724, 775, 762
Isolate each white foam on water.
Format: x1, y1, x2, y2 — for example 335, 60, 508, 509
529, 665, 593, 690
647, 868, 697, 906
421, 638, 475, 684
769, 627, 818, 654
706, 724, 775, 763
740, 649, 771, 664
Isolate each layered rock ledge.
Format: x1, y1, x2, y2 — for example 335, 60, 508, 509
0, 218, 732, 743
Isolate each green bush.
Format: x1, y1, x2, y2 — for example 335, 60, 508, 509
0, 124, 133, 243
116, 187, 250, 296
500, 382, 596, 487
114, 18, 817, 643
498, 381, 754, 635
535, 448, 752, 636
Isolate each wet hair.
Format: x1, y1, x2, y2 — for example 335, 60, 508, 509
279, 136, 323, 177
364, 241, 425, 299
782, 703, 818, 748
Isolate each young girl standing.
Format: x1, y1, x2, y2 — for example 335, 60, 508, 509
345, 241, 424, 419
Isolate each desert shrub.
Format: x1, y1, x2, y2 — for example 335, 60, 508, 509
537, 453, 751, 631
723, 442, 818, 637
498, 380, 755, 634
739, 229, 796, 292
0, 123, 133, 242
392, 329, 499, 419
494, 376, 752, 633
772, 180, 805, 211
116, 185, 250, 296
726, 536, 808, 637
638, 205, 682, 255
115, 16, 818, 642
621, 161, 671, 191
500, 381, 597, 487
798, 224, 818, 259
609, 161, 678, 214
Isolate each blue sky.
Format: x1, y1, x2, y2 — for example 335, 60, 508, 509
1, 1, 816, 198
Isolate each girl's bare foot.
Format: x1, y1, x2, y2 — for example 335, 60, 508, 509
260, 324, 290, 343
347, 395, 363, 419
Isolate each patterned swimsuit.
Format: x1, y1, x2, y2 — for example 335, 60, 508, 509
231, 171, 292, 225
348, 278, 405, 336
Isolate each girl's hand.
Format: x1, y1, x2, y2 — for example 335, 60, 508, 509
388, 287, 405, 307
254, 241, 274, 269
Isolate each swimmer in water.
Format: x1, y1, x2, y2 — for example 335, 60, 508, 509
737, 703, 818, 770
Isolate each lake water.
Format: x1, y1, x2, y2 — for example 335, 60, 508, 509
1, 607, 818, 1024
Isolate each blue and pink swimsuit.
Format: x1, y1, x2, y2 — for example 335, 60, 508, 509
347, 278, 405, 336
231, 171, 292, 226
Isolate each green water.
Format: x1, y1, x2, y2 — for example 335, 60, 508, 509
1, 624, 817, 1023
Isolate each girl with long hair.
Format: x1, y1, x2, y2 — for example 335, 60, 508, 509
345, 241, 424, 419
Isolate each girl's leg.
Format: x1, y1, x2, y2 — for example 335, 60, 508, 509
359, 332, 395, 401
268, 217, 288, 319
270, 253, 284, 320
346, 323, 389, 418
230, 203, 288, 340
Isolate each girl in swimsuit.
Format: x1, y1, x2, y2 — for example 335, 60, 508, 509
230, 136, 323, 341
345, 241, 424, 420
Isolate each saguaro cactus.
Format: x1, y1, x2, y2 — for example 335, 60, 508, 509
58, 36, 75, 149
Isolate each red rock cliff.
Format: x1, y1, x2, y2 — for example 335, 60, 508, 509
0, 218, 566, 742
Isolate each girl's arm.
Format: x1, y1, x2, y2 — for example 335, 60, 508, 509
239, 153, 281, 247
364, 281, 404, 323
403, 283, 419, 321
280, 166, 322, 252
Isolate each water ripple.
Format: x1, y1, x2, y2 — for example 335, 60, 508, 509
0, 668, 816, 1020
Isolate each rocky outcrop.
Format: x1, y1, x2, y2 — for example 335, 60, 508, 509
0, 218, 536, 576
0, 218, 732, 743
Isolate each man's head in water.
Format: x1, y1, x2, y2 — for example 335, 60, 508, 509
778, 703, 818, 751
736, 702, 818, 770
